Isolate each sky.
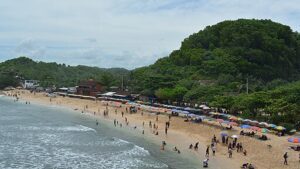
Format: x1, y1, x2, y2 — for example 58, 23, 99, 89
0, 0, 299, 69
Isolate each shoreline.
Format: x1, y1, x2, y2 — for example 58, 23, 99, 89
5, 90, 300, 169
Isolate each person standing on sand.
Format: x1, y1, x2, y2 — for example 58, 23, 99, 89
114, 119, 116, 127
206, 146, 210, 157
236, 143, 240, 152
239, 143, 243, 152
283, 152, 288, 165
194, 142, 199, 150
228, 148, 233, 158
243, 149, 247, 156
165, 126, 168, 135
156, 115, 158, 122
212, 145, 216, 156
121, 112, 124, 117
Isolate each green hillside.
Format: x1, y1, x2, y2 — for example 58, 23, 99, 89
131, 19, 300, 99
0, 57, 129, 89
130, 19, 300, 126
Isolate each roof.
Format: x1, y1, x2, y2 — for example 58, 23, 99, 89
100, 92, 116, 96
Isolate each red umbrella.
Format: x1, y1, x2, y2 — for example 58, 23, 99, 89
250, 126, 260, 131
216, 119, 224, 123
288, 137, 300, 143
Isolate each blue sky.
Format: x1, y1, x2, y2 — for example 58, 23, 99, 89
0, 0, 299, 69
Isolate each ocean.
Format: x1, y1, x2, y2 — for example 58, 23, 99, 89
0, 96, 200, 169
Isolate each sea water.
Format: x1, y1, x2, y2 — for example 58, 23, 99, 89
0, 97, 200, 169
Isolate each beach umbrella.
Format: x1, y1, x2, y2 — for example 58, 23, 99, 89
288, 137, 300, 143
209, 112, 219, 115
289, 129, 297, 133
259, 128, 269, 133
220, 131, 228, 137
216, 119, 224, 123
231, 135, 239, 139
250, 126, 260, 131
222, 120, 230, 124
188, 113, 197, 117
259, 122, 269, 127
250, 120, 259, 126
243, 119, 251, 124
241, 124, 251, 129
275, 126, 286, 131
229, 116, 238, 121
237, 117, 244, 121
268, 124, 277, 128
229, 122, 238, 126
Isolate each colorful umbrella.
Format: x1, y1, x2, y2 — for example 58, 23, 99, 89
259, 122, 269, 127
268, 124, 277, 128
231, 135, 239, 138
250, 126, 260, 131
259, 128, 269, 133
288, 137, 300, 143
290, 129, 297, 133
220, 131, 228, 137
229, 122, 238, 126
222, 120, 230, 124
209, 112, 219, 115
216, 119, 224, 123
237, 117, 244, 121
229, 116, 238, 121
241, 124, 251, 129
250, 120, 259, 125
276, 126, 286, 131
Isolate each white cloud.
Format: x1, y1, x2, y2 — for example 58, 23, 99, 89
14, 38, 46, 58
0, 0, 299, 69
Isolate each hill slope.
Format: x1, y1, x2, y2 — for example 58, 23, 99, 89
130, 19, 300, 127
0, 57, 129, 88
131, 19, 300, 100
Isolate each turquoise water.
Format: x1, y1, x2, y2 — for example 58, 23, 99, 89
0, 96, 199, 169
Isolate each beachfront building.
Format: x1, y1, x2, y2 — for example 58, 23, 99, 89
76, 79, 102, 96
22, 80, 39, 89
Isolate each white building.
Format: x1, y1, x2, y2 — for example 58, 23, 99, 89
23, 80, 39, 89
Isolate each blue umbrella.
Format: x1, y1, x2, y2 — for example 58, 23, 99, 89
241, 124, 251, 129
269, 124, 277, 128
220, 131, 228, 137
222, 120, 230, 124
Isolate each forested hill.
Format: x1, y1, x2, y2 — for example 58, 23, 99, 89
130, 19, 300, 127
131, 19, 300, 99
0, 57, 129, 88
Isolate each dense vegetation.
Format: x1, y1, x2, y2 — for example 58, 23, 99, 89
130, 19, 300, 126
0, 57, 129, 89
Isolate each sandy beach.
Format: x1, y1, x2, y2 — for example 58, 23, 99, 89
5, 90, 300, 169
